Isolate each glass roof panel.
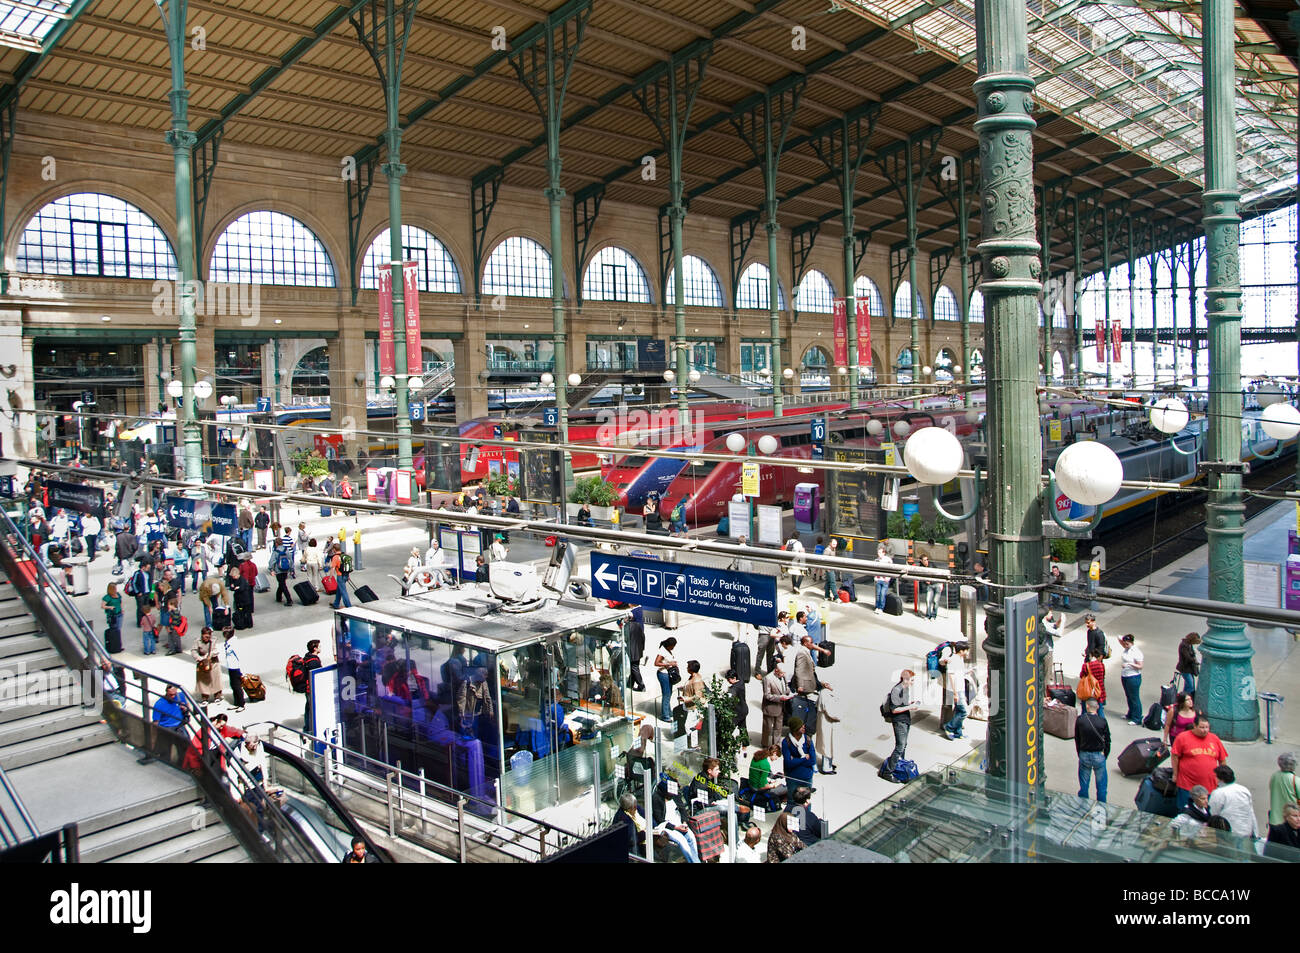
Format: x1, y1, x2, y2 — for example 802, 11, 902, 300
0, 1, 69, 52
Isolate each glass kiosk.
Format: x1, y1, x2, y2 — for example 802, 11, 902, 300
332, 593, 635, 819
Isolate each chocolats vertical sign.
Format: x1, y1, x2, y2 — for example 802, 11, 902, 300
1004, 591, 1042, 799
46, 480, 104, 518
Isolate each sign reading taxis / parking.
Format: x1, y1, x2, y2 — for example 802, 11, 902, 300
588, 553, 777, 626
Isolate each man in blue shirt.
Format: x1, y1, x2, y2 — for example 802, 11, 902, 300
140, 683, 189, 766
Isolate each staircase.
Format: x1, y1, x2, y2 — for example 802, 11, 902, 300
0, 579, 252, 863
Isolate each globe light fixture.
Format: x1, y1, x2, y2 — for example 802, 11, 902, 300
1054, 441, 1124, 506
953, 365, 962, 373
688, 369, 701, 384
1149, 396, 1190, 435
1255, 384, 1285, 408
380, 375, 396, 390
782, 367, 795, 380
893, 420, 912, 438
166, 379, 184, 399
663, 369, 676, 383
193, 380, 213, 401
731, 493, 745, 503
965, 408, 981, 424
567, 373, 581, 387
866, 419, 883, 437
757, 434, 779, 456
725, 432, 747, 453
903, 426, 964, 485
540, 372, 554, 386
837, 367, 847, 375
408, 376, 424, 390
1259, 402, 1300, 441
922, 365, 932, 377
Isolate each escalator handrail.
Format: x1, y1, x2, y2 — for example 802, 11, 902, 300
261, 739, 393, 863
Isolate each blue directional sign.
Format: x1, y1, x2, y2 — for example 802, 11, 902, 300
255, 397, 271, 413
812, 445, 824, 461
164, 495, 238, 536
409, 401, 425, 422
543, 407, 559, 427
810, 418, 826, 445
589, 553, 778, 626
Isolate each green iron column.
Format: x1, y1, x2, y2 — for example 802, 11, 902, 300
1103, 212, 1113, 390
384, 0, 413, 470
765, 207, 783, 417
1072, 197, 1084, 380
958, 171, 971, 386
670, 203, 689, 425
1200, 0, 1258, 741
1127, 219, 1137, 385
905, 145, 921, 405
1148, 248, 1159, 386
158, 0, 202, 483
973, 0, 1043, 784
1187, 238, 1197, 388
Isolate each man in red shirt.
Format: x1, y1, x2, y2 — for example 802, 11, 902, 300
1171, 713, 1228, 810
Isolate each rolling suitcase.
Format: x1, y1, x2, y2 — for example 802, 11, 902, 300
294, 580, 320, 606
233, 606, 252, 630
1134, 776, 1179, 817
817, 640, 835, 668
1149, 765, 1178, 797
1042, 702, 1077, 739
254, 571, 271, 593
212, 606, 231, 630
883, 592, 904, 616
352, 584, 379, 603
1117, 737, 1169, 777
839, 576, 857, 602
240, 674, 266, 702
1046, 663, 1075, 706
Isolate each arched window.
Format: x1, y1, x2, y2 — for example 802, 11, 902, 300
292, 346, 330, 398
1051, 350, 1066, 382
735, 261, 785, 310
582, 246, 651, 303
853, 275, 885, 317
361, 225, 461, 293
1053, 299, 1069, 329
969, 290, 985, 323
210, 210, 336, 286
802, 345, 829, 369
483, 236, 551, 298
894, 281, 925, 322
665, 255, 724, 307
934, 286, 960, 321
969, 348, 985, 382
934, 347, 958, 383
896, 346, 914, 384
794, 270, 834, 313
17, 192, 178, 279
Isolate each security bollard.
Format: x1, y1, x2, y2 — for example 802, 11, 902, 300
1259, 692, 1284, 744
352, 529, 363, 571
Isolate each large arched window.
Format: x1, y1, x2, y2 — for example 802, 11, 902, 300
209, 210, 335, 286
934, 347, 958, 383
665, 255, 724, 307
969, 289, 985, 323
853, 275, 885, 317
483, 236, 551, 298
735, 261, 785, 310
893, 281, 925, 322
934, 286, 960, 321
292, 346, 330, 398
794, 269, 834, 313
17, 192, 178, 279
582, 246, 651, 303
969, 347, 985, 382
360, 225, 461, 293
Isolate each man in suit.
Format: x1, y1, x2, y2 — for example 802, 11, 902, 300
793, 635, 832, 698
761, 668, 794, 748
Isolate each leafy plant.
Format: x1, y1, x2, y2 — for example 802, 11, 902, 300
1050, 538, 1077, 563
291, 448, 329, 478
700, 674, 742, 778
483, 471, 517, 497
886, 511, 908, 539
568, 475, 619, 506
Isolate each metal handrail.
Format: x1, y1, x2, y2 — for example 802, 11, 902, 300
0, 509, 369, 863
249, 718, 582, 861
0, 763, 39, 848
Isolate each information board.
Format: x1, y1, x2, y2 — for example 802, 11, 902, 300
825, 446, 885, 543
1243, 560, 1282, 612
756, 504, 783, 546
520, 449, 562, 504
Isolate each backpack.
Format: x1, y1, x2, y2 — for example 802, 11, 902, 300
286, 655, 309, 693
925, 641, 953, 676
880, 686, 897, 723
277, 551, 293, 572
339, 553, 353, 574
126, 570, 146, 597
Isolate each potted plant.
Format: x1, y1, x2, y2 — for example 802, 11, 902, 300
567, 476, 619, 521
699, 674, 743, 779
884, 511, 911, 556
290, 448, 329, 489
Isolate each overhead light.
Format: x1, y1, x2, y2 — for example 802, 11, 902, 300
274, 318, 283, 325
100, 315, 112, 322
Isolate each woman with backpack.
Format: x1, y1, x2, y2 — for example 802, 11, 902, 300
1078, 648, 1107, 718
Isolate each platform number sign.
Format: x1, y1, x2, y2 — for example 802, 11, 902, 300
409, 401, 425, 422
543, 407, 559, 427
810, 418, 826, 445
256, 397, 271, 413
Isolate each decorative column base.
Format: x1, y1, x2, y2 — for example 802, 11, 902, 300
1199, 640, 1260, 741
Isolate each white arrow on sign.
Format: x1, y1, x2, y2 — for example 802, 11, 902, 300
169, 506, 181, 521
594, 562, 618, 589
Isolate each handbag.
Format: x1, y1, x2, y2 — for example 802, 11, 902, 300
1077, 666, 1102, 702
197, 653, 214, 674
665, 664, 681, 685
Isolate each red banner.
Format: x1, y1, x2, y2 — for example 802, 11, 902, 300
403, 260, 422, 375
856, 299, 872, 368
1095, 320, 1104, 362
832, 298, 848, 366
378, 263, 395, 376
1111, 318, 1121, 362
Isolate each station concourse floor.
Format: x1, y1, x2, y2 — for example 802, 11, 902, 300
64, 498, 1300, 850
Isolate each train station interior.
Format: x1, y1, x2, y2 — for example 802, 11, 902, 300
0, 0, 1299, 870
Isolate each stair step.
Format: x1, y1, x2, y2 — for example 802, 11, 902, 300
0, 707, 102, 747
0, 647, 64, 679
0, 633, 47, 659
79, 801, 221, 863
0, 720, 114, 769
195, 845, 253, 862
77, 786, 201, 837
0, 692, 85, 724
0, 614, 40, 638
105, 825, 239, 864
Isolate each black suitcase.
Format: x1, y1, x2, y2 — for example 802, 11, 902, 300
1117, 737, 1169, 777
212, 606, 231, 630
884, 592, 904, 616
104, 627, 122, 653
729, 641, 752, 683
817, 640, 835, 668
1149, 764, 1178, 797
233, 606, 252, 630
294, 581, 320, 606
353, 584, 379, 603
789, 695, 818, 734
1135, 777, 1179, 817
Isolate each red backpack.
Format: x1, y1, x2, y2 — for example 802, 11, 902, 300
286, 654, 309, 693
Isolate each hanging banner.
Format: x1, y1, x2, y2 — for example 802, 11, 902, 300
856, 299, 872, 368
1110, 318, 1121, 362
832, 298, 848, 366
1094, 320, 1104, 362
378, 263, 396, 376
403, 260, 422, 375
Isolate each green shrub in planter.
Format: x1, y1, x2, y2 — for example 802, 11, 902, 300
568, 476, 619, 506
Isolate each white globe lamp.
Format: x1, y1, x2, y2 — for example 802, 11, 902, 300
893, 420, 911, 438
663, 370, 675, 383
1259, 402, 1300, 441
688, 369, 701, 383
193, 380, 213, 401
866, 419, 883, 437
837, 366, 847, 376
166, 379, 183, 399
1255, 384, 1286, 408
567, 373, 581, 387
1149, 397, 1189, 435
922, 365, 932, 377
757, 434, 779, 456
380, 375, 396, 390
408, 376, 424, 390
782, 367, 795, 380
1055, 441, 1124, 507
725, 432, 747, 453
903, 426, 964, 485
540, 372, 554, 386
965, 409, 982, 425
